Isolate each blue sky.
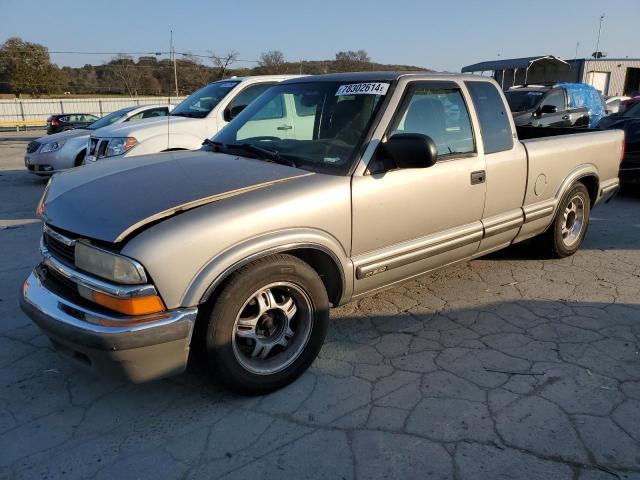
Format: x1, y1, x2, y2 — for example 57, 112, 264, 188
0, 0, 636, 72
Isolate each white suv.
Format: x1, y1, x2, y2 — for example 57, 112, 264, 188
85, 75, 300, 162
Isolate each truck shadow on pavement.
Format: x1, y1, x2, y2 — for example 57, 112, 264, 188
2, 297, 639, 479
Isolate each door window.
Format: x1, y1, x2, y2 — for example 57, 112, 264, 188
142, 107, 168, 118
389, 84, 474, 157
541, 89, 566, 110
227, 83, 276, 116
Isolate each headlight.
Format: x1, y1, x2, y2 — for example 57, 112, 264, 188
40, 139, 66, 153
105, 137, 137, 157
36, 179, 51, 217
75, 241, 147, 284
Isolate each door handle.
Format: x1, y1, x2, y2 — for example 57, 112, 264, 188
562, 115, 570, 120
277, 125, 293, 130
470, 170, 486, 185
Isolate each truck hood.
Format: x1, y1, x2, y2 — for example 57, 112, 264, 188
42, 150, 312, 243
92, 115, 198, 140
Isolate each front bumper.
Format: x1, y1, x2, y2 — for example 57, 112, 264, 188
20, 270, 198, 383
24, 149, 74, 176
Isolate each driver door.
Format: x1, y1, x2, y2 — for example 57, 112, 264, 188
351, 81, 486, 295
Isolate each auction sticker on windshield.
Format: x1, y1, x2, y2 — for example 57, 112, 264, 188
336, 83, 389, 96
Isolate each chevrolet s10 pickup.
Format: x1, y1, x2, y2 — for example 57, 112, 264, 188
21, 72, 624, 394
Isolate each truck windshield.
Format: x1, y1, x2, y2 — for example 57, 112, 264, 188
504, 90, 545, 112
171, 81, 239, 118
211, 81, 389, 174
88, 107, 136, 129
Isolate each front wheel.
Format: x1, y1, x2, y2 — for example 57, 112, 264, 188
205, 254, 329, 394
539, 183, 591, 258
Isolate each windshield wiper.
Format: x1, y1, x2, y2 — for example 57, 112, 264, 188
202, 139, 225, 152
231, 143, 298, 168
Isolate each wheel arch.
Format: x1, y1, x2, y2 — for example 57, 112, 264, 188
576, 174, 599, 207
552, 164, 600, 217
182, 231, 353, 309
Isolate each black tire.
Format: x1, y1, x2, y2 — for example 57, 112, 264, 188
205, 254, 329, 395
74, 150, 86, 167
539, 182, 591, 258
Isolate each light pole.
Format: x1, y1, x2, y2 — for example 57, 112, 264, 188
594, 14, 605, 58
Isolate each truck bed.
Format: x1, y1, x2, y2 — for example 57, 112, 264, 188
516, 125, 600, 140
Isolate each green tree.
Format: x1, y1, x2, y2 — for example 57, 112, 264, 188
0, 37, 65, 96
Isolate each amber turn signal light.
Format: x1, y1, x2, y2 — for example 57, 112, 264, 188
92, 292, 165, 316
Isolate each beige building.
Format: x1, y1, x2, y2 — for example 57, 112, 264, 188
462, 55, 640, 97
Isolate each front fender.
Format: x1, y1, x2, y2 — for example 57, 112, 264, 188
181, 228, 353, 307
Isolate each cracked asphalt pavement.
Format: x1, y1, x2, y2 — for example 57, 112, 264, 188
1, 131, 639, 479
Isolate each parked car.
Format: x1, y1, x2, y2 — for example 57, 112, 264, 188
505, 83, 606, 128
618, 96, 640, 114
25, 105, 170, 176
21, 72, 623, 394
597, 98, 640, 184
47, 113, 100, 134
84, 75, 300, 164
605, 96, 630, 114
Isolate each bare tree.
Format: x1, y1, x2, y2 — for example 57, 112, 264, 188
334, 50, 371, 72
258, 50, 286, 74
210, 51, 239, 79
105, 55, 143, 96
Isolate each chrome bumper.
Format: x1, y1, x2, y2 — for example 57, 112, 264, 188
20, 270, 198, 382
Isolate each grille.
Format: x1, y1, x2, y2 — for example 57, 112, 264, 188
43, 227, 76, 265
97, 140, 108, 158
27, 141, 40, 154
47, 265, 77, 292
88, 138, 99, 157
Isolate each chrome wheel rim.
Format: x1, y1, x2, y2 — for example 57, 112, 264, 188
561, 194, 585, 247
232, 282, 313, 375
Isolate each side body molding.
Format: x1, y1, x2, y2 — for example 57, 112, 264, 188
181, 229, 353, 308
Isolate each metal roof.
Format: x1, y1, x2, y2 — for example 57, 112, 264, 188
461, 55, 569, 73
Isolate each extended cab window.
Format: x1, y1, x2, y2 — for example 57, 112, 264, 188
389, 84, 474, 157
466, 81, 514, 154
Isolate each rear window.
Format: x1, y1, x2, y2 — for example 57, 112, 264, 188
466, 82, 513, 154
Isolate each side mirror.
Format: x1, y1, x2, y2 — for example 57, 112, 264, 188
224, 104, 246, 122
382, 133, 438, 169
538, 104, 558, 115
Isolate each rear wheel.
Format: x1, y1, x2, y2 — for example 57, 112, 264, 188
205, 254, 329, 395
539, 183, 591, 258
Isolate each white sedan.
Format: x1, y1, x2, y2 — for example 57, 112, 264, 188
24, 104, 171, 176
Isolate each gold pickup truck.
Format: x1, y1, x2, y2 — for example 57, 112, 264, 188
21, 72, 623, 394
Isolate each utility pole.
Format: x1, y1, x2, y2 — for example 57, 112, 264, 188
594, 14, 605, 58
171, 30, 179, 97
574, 41, 580, 59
